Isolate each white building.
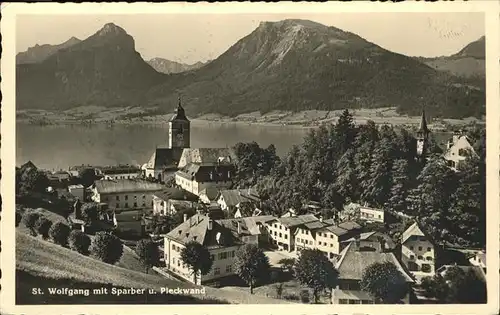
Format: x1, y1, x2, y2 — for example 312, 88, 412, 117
91, 179, 164, 212
400, 222, 436, 282
443, 134, 478, 169
164, 213, 243, 285
359, 206, 385, 223
469, 251, 486, 269
217, 188, 261, 217
100, 165, 142, 180
175, 163, 234, 196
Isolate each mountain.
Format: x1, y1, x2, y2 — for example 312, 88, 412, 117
418, 36, 485, 79
147, 58, 209, 74
16, 37, 81, 64
147, 19, 484, 118
16, 23, 166, 109
16, 20, 485, 119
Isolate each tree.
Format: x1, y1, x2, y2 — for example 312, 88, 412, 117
295, 249, 339, 303
68, 230, 91, 255
22, 211, 41, 236
234, 244, 271, 294
420, 275, 449, 302
385, 159, 411, 214
34, 216, 53, 240
360, 261, 408, 304
79, 168, 99, 188
135, 238, 161, 274
18, 167, 49, 195
444, 266, 487, 303
180, 241, 213, 285
49, 222, 71, 246
335, 109, 356, 154
80, 202, 99, 224
15, 212, 22, 227
90, 232, 124, 264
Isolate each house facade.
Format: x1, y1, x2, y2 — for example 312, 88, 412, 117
401, 222, 436, 281
217, 188, 261, 217
91, 179, 164, 212
359, 206, 385, 223
175, 163, 234, 196
443, 134, 478, 169
164, 213, 243, 285
333, 241, 414, 304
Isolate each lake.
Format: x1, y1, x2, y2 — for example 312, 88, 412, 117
16, 122, 310, 170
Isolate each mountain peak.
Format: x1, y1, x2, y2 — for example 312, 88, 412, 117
96, 23, 128, 37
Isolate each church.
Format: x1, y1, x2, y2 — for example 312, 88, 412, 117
142, 98, 191, 182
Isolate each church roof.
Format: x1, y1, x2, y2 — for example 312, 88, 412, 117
145, 147, 183, 171
178, 148, 236, 168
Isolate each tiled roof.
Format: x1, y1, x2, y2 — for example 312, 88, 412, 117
336, 242, 414, 282
170, 200, 197, 211
176, 163, 235, 182
401, 222, 427, 244
278, 214, 319, 228
154, 188, 198, 201
200, 187, 220, 201
322, 225, 349, 236
303, 220, 329, 230
219, 189, 260, 207
166, 214, 241, 248
179, 148, 237, 168
338, 221, 361, 231
145, 147, 183, 170
101, 165, 141, 175
94, 179, 164, 194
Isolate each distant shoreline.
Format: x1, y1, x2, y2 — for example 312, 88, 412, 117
16, 106, 485, 129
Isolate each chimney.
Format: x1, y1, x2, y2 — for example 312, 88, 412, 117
319, 216, 323, 223
354, 234, 361, 250
208, 219, 213, 231
183, 213, 188, 222
237, 221, 241, 234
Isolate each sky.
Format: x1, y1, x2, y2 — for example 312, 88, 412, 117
16, 13, 485, 64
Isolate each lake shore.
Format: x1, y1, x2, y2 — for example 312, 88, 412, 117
16, 106, 484, 129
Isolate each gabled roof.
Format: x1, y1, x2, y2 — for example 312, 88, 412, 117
418, 109, 429, 134
178, 148, 237, 168
145, 147, 183, 171
336, 242, 414, 282
338, 221, 362, 231
166, 214, 241, 248
219, 189, 260, 207
154, 188, 198, 202
401, 222, 427, 244
176, 163, 234, 182
94, 179, 164, 194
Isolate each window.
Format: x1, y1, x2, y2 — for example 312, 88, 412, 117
418, 255, 423, 260
427, 247, 431, 251
214, 267, 220, 275
330, 244, 333, 247
279, 233, 282, 237
142, 202, 146, 207
125, 195, 128, 200
409, 255, 415, 260
143, 195, 146, 199
210, 254, 215, 261
173, 257, 176, 264
318, 242, 322, 246
134, 202, 138, 208
426, 256, 433, 261
285, 235, 288, 240
116, 196, 120, 201
330, 235, 333, 239
226, 265, 232, 273
410, 246, 414, 250
116, 203, 120, 208
125, 203, 129, 208
418, 246, 423, 251
177, 260, 180, 267
134, 195, 137, 200
339, 299, 349, 304
231, 251, 235, 258
361, 300, 374, 304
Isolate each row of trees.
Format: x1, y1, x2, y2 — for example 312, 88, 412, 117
19, 210, 124, 264
238, 110, 487, 248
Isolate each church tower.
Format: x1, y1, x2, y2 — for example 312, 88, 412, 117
416, 109, 430, 158
168, 97, 191, 149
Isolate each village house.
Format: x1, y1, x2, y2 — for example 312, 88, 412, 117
333, 241, 415, 304
217, 188, 261, 217
443, 132, 478, 169
175, 162, 235, 196
469, 251, 486, 270
164, 213, 243, 285
91, 179, 164, 212
152, 188, 199, 216
143, 99, 190, 182
100, 165, 141, 180
359, 205, 385, 223
340, 231, 396, 253
199, 187, 220, 204
266, 214, 318, 251
400, 222, 436, 282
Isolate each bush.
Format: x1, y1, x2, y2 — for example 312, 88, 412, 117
300, 289, 310, 304
49, 222, 71, 246
34, 216, 53, 239
16, 212, 22, 227
22, 211, 40, 236
90, 232, 124, 264
68, 230, 91, 255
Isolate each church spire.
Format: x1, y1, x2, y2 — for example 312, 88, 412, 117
418, 108, 429, 135
170, 94, 188, 121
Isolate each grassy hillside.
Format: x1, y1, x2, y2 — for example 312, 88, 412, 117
16, 231, 289, 304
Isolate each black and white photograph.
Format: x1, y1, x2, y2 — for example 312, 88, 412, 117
1, 2, 499, 313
